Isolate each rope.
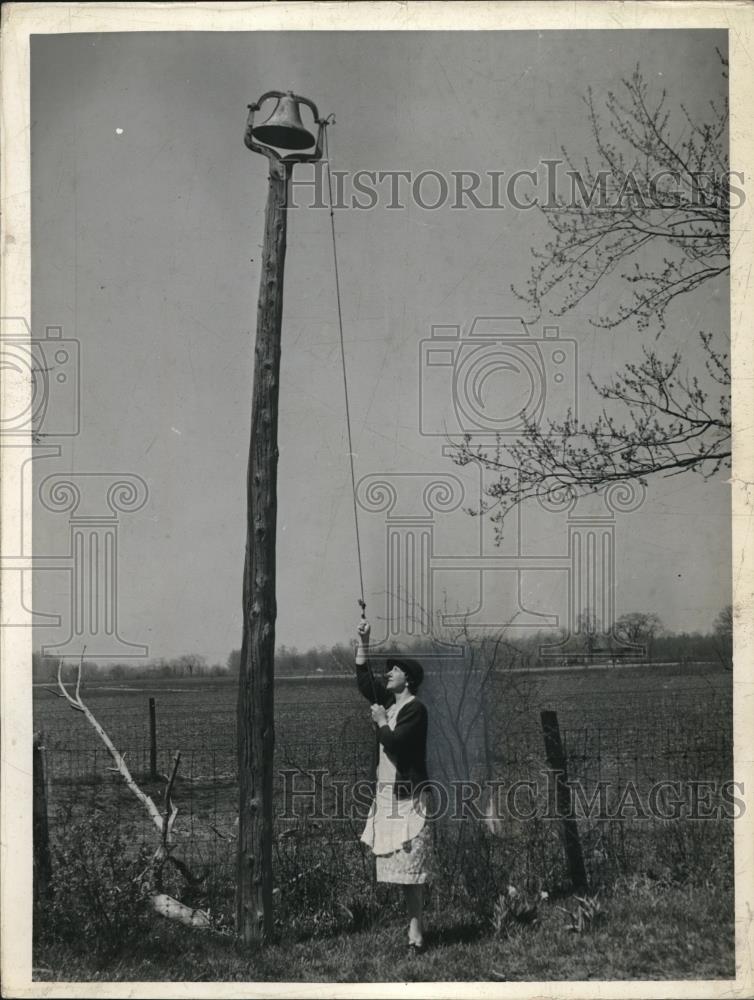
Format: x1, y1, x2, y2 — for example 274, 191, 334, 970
323, 126, 366, 619
322, 126, 377, 705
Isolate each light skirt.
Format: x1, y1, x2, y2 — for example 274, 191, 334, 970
374, 823, 433, 884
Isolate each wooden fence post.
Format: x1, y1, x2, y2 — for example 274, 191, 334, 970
540, 710, 588, 892
33, 732, 52, 900
149, 697, 158, 780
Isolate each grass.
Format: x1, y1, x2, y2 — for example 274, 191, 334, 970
33, 663, 735, 983
35, 877, 734, 983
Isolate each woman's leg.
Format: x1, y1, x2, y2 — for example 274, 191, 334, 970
404, 884, 424, 946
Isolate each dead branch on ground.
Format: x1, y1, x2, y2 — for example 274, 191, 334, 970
55, 649, 211, 928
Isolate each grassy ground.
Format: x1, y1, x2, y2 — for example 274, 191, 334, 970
33, 663, 734, 984
35, 878, 734, 983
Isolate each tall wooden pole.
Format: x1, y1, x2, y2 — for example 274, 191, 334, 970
236, 154, 290, 944
236, 92, 326, 946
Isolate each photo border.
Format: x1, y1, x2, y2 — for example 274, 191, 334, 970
2, 3, 752, 997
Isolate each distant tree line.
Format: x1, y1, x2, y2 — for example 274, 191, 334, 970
31, 651, 226, 683
226, 643, 355, 678
32, 604, 732, 683
515, 607, 732, 668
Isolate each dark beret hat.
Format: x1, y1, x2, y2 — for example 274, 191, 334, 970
388, 657, 424, 691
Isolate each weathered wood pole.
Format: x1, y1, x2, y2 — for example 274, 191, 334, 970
236, 152, 291, 944
33, 732, 52, 901
540, 710, 588, 892
236, 92, 326, 946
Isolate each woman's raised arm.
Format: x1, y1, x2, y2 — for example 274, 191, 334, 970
355, 619, 389, 706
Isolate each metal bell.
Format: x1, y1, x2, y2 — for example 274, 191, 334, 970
251, 91, 316, 151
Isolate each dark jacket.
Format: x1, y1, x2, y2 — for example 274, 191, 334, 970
356, 661, 429, 800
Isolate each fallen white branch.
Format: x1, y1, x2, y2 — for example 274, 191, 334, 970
56, 649, 210, 929
151, 893, 211, 928
57, 654, 165, 838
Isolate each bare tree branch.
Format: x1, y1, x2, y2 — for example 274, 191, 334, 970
510, 65, 728, 333
55, 652, 210, 928
452, 59, 730, 535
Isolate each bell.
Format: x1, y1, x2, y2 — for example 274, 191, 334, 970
252, 91, 316, 151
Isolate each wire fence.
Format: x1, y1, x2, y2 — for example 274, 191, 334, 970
32, 662, 734, 936
37, 700, 734, 903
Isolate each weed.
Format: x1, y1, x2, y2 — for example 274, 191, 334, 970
557, 892, 604, 933
490, 884, 546, 938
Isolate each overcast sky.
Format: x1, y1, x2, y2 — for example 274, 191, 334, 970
30, 29, 730, 663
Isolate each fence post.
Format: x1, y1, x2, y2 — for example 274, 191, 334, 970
149, 697, 158, 780
540, 710, 588, 892
33, 732, 52, 900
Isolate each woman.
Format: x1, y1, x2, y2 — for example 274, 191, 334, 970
355, 617, 432, 954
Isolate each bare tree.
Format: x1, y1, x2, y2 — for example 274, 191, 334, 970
454, 58, 731, 532
614, 611, 664, 661
426, 624, 506, 786
713, 603, 733, 667
576, 609, 601, 659
421, 617, 544, 901
174, 653, 207, 677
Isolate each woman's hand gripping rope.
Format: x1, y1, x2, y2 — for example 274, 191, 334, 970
370, 703, 388, 727
356, 613, 379, 704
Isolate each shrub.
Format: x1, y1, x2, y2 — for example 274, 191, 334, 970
271, 831, 398, 940
36, 812, 155, 958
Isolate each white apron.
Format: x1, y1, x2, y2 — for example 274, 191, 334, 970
360, 699, 427, 856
